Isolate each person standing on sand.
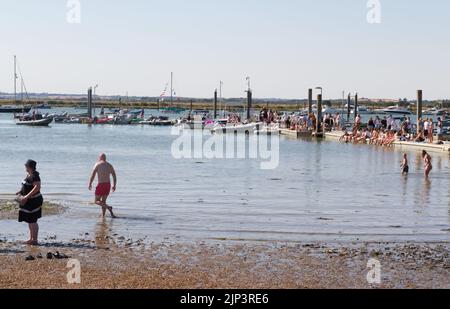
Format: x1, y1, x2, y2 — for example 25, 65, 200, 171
88, 154, 117, 218
422, 150, 433, 178
16, 160, 43, 245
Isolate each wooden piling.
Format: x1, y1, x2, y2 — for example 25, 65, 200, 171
247, 90, 252, 120
354, 93, 358, 120
417, 90, 423, 123
347, 93, 351, 121
87, 87, 93, 119
214, 89, 218, 119
308, 88, 313, 115
316, 94, 323, 133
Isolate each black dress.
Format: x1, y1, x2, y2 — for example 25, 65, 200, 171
18, 171, 43, 224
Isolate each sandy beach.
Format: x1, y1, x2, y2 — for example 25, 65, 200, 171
1, 197, 449, 289
0, 235, 448, 289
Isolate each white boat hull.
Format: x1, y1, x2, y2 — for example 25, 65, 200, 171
212, 123, 263, 134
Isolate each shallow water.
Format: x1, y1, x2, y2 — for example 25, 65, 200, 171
0, 108, 449, 244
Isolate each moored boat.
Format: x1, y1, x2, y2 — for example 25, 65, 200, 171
212, 122, 263, 134
382, 106, 412, 115
0, 105, 32, 113
16, 116, 53, 126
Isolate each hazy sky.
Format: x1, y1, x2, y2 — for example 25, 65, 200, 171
0, 0, 449, 99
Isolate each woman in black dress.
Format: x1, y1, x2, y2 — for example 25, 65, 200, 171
16, 160, 43, 245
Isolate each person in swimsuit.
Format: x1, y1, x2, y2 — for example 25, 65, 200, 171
89, 153, 117, 218
414, 130, 425, 143
422, 150, 433, 178
428, 118, 434, 144
15, 160, 43, 245
400, 153, 409, 175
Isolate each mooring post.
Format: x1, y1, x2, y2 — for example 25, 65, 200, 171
247, 89, 252, 121
354, 92, 358, 120
87, 87, 93, 119
347, 93, 351, 122
214, 89, 218, 119
308, 88, 313, 115
317, 94, 323, 134
190, 99, 193, 112
417, 90, 423, 124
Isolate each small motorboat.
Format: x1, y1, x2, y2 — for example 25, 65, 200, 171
212, 122, 263, 134
16, 116, 54, 127
382, 106, 412, 115
63, 117, 82, 124
254, 124, 280, 135
140, 116, 173, 126
423, 108, 447, 117
95, 116, 111, 125
350, 105, 371, 114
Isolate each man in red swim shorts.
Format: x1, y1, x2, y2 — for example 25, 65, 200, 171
88, 153, 118, 218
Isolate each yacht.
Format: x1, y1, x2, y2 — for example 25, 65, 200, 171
423, 108, 447, 117
382, 106, 412, 115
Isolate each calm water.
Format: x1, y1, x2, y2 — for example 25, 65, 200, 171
0, 109, 449, 243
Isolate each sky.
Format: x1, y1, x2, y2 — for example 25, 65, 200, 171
0, 0, 449, 99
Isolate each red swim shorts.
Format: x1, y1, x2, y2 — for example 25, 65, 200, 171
95, 183, 111, 196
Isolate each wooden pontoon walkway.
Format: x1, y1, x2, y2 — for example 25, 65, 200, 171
279, 129, 312, 138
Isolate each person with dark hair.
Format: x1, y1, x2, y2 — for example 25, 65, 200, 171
400, 153, 409, 175
15, 160, 43, 245
422, 150, 433, 178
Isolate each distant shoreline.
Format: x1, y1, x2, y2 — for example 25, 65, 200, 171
0, 98, 444, 113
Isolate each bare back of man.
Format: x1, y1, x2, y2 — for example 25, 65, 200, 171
89, 154, 117, 218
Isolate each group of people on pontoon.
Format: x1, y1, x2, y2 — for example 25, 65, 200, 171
339, 114, 445, 146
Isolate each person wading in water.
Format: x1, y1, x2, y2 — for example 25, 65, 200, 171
88, 153, 117, 218
16, 160, 43, 245
422, 150, 433, 178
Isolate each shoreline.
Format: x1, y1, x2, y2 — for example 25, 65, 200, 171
0, 238, 448, 289
0, 199, 66, 221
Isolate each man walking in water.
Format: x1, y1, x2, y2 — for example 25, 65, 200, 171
89, 153, 117, 218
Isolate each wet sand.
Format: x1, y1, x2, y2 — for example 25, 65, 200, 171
0, 236, 448, 289
1, 199, 449, 289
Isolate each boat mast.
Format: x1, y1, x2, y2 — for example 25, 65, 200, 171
219, 81, 224, 116
21, 77, 24, 102
170, 72, 173, 107
14, 55, 17, 103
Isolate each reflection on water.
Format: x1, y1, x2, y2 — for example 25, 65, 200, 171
0, 109, 449, 243
95, 220, 111, 249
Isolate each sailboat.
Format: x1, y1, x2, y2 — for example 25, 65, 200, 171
13, 56, 53, 127
0, 56, 32, 113
160, 72, 186, 113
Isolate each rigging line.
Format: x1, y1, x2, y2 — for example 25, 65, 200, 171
16, 61, 30, 100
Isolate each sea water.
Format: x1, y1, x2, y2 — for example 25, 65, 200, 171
0, 109, 449, 243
